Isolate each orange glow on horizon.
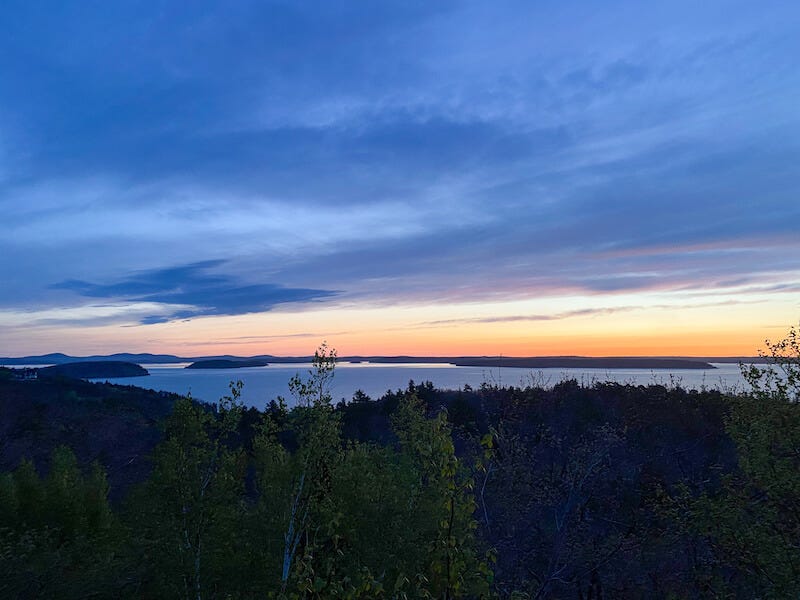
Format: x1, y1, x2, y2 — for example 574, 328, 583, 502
1, 291, 797, 359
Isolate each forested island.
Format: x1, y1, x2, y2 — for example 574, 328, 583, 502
185, 359, 270, 369
38, 361, 149, 379
1, 329, 798, 599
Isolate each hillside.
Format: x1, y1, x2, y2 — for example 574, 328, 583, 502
0, 374, 177, 499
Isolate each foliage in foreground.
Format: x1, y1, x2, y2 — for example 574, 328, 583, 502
2, 345, 491, 599
1, 327, 799, 599
684, 326, 800, 598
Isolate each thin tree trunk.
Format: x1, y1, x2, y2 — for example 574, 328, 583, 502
281, 472, 307, 592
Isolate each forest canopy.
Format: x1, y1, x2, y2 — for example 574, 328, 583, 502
1, 329, 798, 599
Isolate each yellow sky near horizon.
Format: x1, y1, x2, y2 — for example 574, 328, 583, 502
2, 288, 797, 357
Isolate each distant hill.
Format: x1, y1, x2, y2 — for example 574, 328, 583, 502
0, 353, 182, 365
1, 352, 769, 367
185, 359, 269, 369
0, 352, 280, 365
39, 361, 149, 379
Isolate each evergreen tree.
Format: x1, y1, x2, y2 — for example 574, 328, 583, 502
0, 448, 123, 598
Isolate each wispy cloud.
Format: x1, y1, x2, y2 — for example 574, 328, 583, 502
420, 300, 763, 327
423, 308, 630, 326
212, 332, 351, 341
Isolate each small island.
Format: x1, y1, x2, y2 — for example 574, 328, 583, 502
38, 361, 149, 379
185, 359, 270, 369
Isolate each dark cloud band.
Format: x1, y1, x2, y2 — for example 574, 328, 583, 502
51, 261, 338, 324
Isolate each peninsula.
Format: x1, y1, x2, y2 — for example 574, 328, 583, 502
452, 357, 716, 370
185, 359, 270, 369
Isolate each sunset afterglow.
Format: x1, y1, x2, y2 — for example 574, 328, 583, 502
1, 1, 798, 358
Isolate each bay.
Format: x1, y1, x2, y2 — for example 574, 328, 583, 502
88, 362, 749, 409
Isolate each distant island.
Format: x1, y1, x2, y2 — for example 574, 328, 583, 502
454, 357, 715, 370
38, 361, 149, 379
185, 359, 270, 369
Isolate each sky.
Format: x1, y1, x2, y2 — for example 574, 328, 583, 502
1, 0, 799, 357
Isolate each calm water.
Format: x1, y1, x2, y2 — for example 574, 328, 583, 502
76, 362, 749, 409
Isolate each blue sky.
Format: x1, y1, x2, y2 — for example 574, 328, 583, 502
1, 1, 799, 355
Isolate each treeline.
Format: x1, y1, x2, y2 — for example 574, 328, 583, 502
1, 331, 799, 598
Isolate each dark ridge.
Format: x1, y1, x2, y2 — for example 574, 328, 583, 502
0, 373, 178, 501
